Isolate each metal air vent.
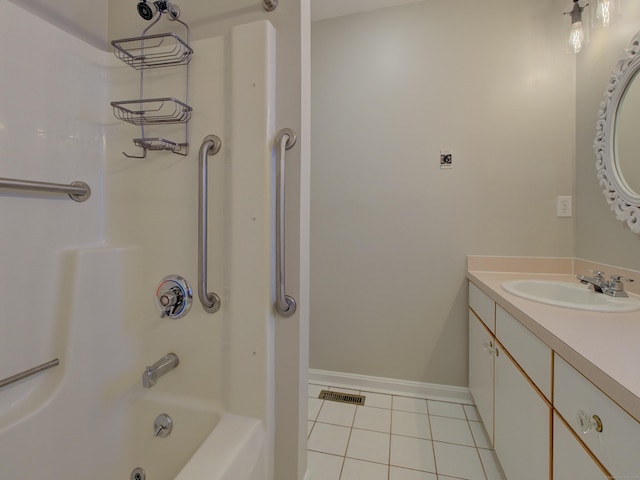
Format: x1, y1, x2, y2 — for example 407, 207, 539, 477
318, 390, 366, 406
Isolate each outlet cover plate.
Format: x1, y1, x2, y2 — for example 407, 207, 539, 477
557, 196, 572, 217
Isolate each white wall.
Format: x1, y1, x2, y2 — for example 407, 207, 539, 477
0, 2, 109, 475
107, 2, 310, 479
1, 1, 308, 479
108, 2, 311, 479
0, 0, 106, 409
310, 0, 576, 386
8, 0, 109, 49
575, 2, 640, 270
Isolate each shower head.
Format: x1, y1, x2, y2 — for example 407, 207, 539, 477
136, 1, 180, 21
137, 0, 156, 20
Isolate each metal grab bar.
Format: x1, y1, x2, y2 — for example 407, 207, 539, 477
275, 128, 297, 317
263, 0, 278, 11
0, 359, 60, 389
0, 177, 91, 202
198, 135, 222, 313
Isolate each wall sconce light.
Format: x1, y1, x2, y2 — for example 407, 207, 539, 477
564, 0, 588, 53
592, 0, 621, 28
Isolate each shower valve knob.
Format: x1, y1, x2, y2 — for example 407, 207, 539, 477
155, 275, 192, 319
159, 291, 177, 310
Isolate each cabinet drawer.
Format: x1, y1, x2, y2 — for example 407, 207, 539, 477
496, 306, 551, 400
554, 354, 640, 478
553, 413, 609, 480
469, 282, 494, 332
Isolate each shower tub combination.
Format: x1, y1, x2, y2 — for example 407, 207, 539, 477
0, 2, 288, 479
0, 247, 268, 480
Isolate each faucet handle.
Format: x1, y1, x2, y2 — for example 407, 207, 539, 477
589, 269, 605, 278
159, 289, 179, 318
155, 275, 193, 319
609, 274, 633, 283
607, 275, 634, 297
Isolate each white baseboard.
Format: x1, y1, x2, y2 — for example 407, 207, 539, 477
309, 369, 474, 405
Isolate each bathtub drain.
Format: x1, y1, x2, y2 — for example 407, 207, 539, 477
318, 390, 365, 405
131, 467, 146, 480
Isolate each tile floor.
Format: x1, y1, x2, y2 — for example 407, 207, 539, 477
307, 383, 507, 480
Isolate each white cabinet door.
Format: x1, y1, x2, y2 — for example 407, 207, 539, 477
494, 345, 550, 480
554, 354, 640, 478
468, 310, 494, 445
553, 413, 609, 480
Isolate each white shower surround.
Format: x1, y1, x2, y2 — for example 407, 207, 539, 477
0, 3, 276, 479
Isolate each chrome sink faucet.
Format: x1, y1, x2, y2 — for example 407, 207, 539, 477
576, 271, 634, 297
576, 271, 607, 293
142, 353, 179, 388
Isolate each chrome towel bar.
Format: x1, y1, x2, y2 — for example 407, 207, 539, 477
0, 177, 91, 202
0, 359, 60, 389
198, 135, 222, 313
274, 128, 297, 317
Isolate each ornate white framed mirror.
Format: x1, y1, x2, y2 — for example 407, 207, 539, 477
594, 31, 640, 233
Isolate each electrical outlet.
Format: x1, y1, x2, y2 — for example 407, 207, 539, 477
557, 196, 572, 217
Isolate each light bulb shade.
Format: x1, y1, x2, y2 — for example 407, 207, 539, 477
569, 21, 585, 53
565, 1, 589, 54
592, 0, 621, 27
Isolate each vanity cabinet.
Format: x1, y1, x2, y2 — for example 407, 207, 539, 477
469, 277, 640, 480
468, 284, 551, 479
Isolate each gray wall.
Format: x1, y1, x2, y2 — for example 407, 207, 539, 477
310, 0, 576, 386
575, 2, 640, 270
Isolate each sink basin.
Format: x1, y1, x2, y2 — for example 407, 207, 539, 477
501, 279, 640, 312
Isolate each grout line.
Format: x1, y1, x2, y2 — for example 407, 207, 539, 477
308, 382, 501, 480
338, 454, 345, 480
426, 396, 439, 476
338, 396, 359, 480
388, 396, 393, 478
476, 446, 491, 480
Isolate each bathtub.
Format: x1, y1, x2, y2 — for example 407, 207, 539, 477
175, 414, 266, 480
0, 388, 264, 480
0, 246, 268, 480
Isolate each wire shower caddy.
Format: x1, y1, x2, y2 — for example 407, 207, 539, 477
110, 9, 192, 157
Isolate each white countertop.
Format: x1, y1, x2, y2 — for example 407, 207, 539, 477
467, 270, 640, 422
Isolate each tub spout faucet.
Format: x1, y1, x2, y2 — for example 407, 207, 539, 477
142, 353, 179, 388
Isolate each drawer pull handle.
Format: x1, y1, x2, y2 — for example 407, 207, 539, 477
482, 340, 499, 357
577, 410, 603, 434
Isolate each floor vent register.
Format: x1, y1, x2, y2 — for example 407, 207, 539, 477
318, 390, 365, 406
